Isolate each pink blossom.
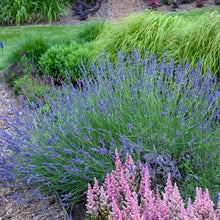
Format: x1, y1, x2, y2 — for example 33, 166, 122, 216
108, 197, 123, 220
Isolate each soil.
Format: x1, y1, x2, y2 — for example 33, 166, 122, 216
0, 0, 219, 219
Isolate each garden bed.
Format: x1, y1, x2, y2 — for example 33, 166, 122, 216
0, 1, 220, 220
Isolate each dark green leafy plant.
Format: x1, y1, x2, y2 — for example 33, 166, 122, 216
39, 42, 89, 81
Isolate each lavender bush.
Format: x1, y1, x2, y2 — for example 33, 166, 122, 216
0, 49, 219, 208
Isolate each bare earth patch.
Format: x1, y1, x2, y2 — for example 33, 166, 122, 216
0, 0, 219, 219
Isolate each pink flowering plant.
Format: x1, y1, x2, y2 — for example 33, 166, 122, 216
86, 149, 220, 219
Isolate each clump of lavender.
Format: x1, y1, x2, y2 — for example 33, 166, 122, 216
0, 49, 219, 208
86, 149, 220, 219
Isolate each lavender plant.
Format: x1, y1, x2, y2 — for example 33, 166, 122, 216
0, 49, 219, 208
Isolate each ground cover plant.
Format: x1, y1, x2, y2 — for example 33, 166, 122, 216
86, 149, 220, 219
90, 10, 220, 80
0, 50, 219, 213
0, 0, 73, 25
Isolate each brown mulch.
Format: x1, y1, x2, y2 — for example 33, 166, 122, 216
0, 0, 219, 219
0, 184, 66, 220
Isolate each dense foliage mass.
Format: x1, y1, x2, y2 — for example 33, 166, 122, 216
39, 42, 89, 81
91, 11, 220, 79
86, 149, 220, 219
0, 50, 219, 209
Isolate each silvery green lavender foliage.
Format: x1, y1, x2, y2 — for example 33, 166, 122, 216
0, 49, 219, 207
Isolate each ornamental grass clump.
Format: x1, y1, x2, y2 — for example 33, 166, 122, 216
0, 49, 219, 208
91, 11, 220, 79
86, 149, 220, 219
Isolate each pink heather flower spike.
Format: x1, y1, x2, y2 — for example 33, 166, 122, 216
155, 186, 169, 218
122, 184, 133, 219
193, 187, 204, 217
125, 153, 130, 167
119, 168, 127, 195
112, 148, 122, 182
99, 186, 109, 216
130, 191, 143, 220
139, 165, 151, 197
86, 183, 99, 218
93, 177, 100, 201
109, 197, 123, 220
141, 173, 155, 219
104, 174, 111, 190
180, 203, 187, 219
186, 198, 195, 218
164, 173, 173, 203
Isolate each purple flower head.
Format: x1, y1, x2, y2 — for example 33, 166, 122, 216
21, 51, 25, 57
20, 68, 24, 74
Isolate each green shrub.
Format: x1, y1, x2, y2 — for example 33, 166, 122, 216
39, 42, 89, 81
90, 11, 220, 79
74, 21, 104, 45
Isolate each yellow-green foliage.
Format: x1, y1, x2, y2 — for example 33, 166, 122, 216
91, 11, 220, 78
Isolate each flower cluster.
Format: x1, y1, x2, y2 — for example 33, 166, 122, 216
3, 51, 38, 86
86, 149, 220, 219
